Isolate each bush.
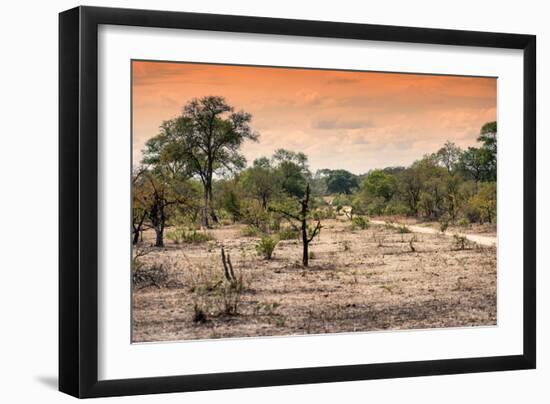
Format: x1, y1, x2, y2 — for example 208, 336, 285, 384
278, 226, 299, 240
453, 234, 468, 250
351, 216, 369, 230
458, 218, 469, 227
241, 225, 262, 237
313, 207, 336, 220
166, 227, 213, 244
186, 251, 250, 318
256, 235, 280, 260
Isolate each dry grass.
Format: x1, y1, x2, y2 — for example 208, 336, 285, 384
132, 219, 496, 342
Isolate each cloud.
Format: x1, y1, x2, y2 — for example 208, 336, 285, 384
313, 118, 375, 130
325, 77, 360, 85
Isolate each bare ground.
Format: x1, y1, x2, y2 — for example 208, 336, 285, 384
132, 218, 497, 343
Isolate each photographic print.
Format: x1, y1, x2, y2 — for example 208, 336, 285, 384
131, 61, 497, 343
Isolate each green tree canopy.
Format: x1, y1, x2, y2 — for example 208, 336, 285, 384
325, 169, 359, 195
142, 96, 258, 227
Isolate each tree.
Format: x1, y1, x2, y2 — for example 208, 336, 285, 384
132, 168, 150, 244
134, 170, 192, 247
148, 96, 259, 228
272, 149, 310, 198
467, 181, 497, 224
241, 157, 279, 209
435, 141, 462, 173
478, 121, 497, 181
459, 147, 485, 183
398, 166, 423, 215
361, 170, 397, 202
325, 169, 359, 194
269, 183, 321, 267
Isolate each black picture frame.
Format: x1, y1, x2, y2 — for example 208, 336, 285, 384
59, 5, 536, 398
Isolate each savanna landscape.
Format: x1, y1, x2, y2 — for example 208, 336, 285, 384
131, 62, 497, 342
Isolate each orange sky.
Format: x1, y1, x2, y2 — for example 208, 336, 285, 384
132, 60, 496, 174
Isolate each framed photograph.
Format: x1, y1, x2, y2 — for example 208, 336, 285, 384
59, 6, 536, 398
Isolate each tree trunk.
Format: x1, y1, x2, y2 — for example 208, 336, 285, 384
302, 223, 309, 267
132, 229, 140, 245
301, 184, 310, 267
154, 227, 164, 247
202, 191, 210, 228
202, 180, 218, 228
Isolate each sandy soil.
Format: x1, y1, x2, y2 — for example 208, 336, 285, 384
370, 220, 496, 247
132, 218, 497, 343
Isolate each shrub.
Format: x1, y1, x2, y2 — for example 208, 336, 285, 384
308, 250, 316, 260
133, 263, 168, 290
241, 200, 269, 232
453, 234, 468, 250
256, 235, 280, 260
278, 226, 299, 240
241, 225, 262, 237
313, 207, 336, 220
269, 215, 281, 232
351, 216, 369, 230
458, 218, 469, 227
167, 227, 213, 244
192, 303, 208, 323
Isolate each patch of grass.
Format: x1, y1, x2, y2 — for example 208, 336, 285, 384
395, 225, 411, 234
132, 263, 169, 290
166, 227, 213, 244
342, 240, 351, 252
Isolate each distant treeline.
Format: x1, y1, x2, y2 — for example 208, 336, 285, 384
133, 96, 496, 247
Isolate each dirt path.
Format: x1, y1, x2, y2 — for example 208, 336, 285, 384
370, 220, 496, 247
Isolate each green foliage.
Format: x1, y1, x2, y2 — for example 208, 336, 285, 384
351, 216, 369, 230
241, 158, 279, 209
241, 225, 262, 238
241, 199, 270, 232
361, 170, 397, 202
434, 141, 462, 173
166, 227, 213, 244
325, 169, 359, 194
255, 235, 280, 260
313, 206, 336, 220
465, 182, 497, 224
272, 149, 310, 198
278, 226, 299, 240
